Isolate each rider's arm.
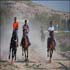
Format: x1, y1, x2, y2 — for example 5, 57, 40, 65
48, 27, 50, 32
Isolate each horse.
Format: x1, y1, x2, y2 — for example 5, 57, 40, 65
8, 30, 18, 62
20, 30, 30, 61
47, 31, 56, 63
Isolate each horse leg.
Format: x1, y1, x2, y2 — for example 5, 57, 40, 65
22, 47, 24, 56
51, 49, 53, 58
27, 48, 28, 61
48, 49, 50, 62
8, 46, 11, 59
12, 48, 14, 62
24, 48, 28, 61
24, 49, 26, 61
52, 49, 53, 55
14, 48, 17, 61
47, 48, 49, 57
49, 49, 53, 63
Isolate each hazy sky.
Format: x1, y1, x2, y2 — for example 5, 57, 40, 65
33, 1, 70, 12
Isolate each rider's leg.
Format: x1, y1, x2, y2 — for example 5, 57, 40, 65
16, 29, 18, 42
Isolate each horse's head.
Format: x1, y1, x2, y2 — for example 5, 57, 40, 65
23, 29, 27, 37
49, 31, 54, 38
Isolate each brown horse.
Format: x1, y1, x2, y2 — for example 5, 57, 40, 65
21, 34, 30, 61
47, 31, 56, 63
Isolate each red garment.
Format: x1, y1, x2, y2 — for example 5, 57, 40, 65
13, 21, 19, 30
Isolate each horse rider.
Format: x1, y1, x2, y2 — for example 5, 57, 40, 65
13, 17, 19, 42
47, 21, 56, 56
48, 20, 55, 31
20, 19, 30, 47
9, 17, 19, 62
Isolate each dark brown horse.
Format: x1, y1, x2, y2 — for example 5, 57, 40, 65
9, 30, 18, 62
47, 31, 56, 63
20, 33, 30, 61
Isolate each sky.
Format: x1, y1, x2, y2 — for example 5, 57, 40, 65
33, 1, 70, 12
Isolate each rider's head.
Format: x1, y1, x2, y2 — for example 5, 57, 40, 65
14, 17, 17, 23
25, 19, 27, 25
49, 21, 53, 27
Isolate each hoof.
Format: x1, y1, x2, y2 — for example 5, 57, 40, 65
11, 60, 14, 64
25, 58, 29, 62
47, 54, 49, 57
49, 59, 51, 63
22, 53, 24, 56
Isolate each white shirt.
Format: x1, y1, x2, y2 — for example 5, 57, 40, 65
48, 26, 54, 31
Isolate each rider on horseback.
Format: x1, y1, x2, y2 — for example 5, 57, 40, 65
9, 17, 19, 62
20, 19, 31, 47
13, 17, 19, 42
20, 20, 31, 59
23, 20, 29, 36
47, 21, 56, 56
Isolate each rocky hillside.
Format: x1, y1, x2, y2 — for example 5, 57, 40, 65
0, 1, 70, 29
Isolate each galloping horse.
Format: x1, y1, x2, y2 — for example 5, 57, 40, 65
20, 30, 30, 61
47, 31, 56, 63
9, 30, 18, 62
